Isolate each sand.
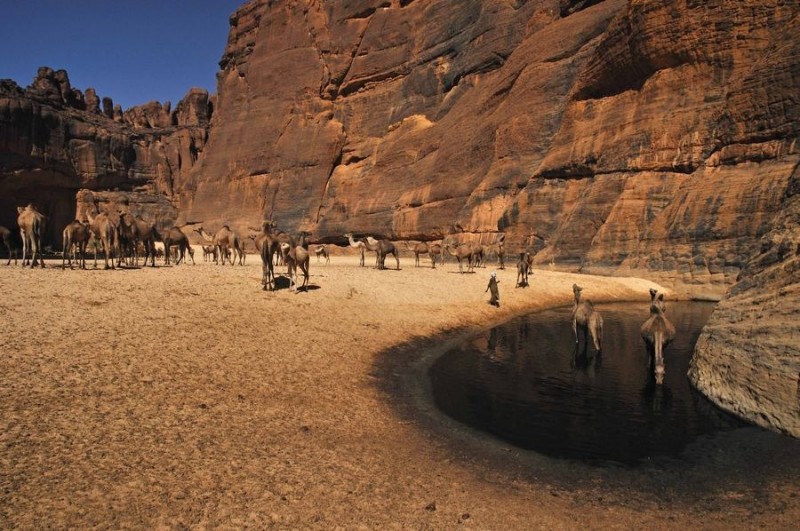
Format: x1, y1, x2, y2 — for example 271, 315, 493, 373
1, 253, 798, 529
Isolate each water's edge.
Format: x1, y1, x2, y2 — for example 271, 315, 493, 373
372, 300, 800, 510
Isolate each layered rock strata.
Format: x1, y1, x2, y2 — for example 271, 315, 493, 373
182, 0, 799, 297
690, 170, 800, 437
0, 68, 211, 243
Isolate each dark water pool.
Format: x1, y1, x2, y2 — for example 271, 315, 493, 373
429, 301, 746, 466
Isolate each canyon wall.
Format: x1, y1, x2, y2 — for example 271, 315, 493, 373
182, 0, 799, 296
690, 169, 799, 437
0, 68, 211, 243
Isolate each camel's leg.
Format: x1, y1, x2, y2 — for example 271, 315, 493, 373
654, 331, 665, 385
20, 230, 28, 266
394, 250, 399, 270
573, 318, 579, 344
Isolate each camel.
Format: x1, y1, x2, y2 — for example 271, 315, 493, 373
314, 244, 330, 264
360, 237, 384, 268
428, 243, 443, 268
250, 222, 281, 291
158, 226, 193, 265
117, 212, 158, 267
196, 225, 244, 266
363, 238, 398, 270
405, 241, 433, 268
641, 290, 676, 385
86, 201, 118, 270
16, 204, 46, 268
483, 242, 505, 270
201, 245, 217, 262
516, 252, 530, 288
0, 225, 19, 265
572, 284, 603, 353
344, 233, 367, 267
61, 220, 91, 269
285, 231, 311, 291
443, 243, 477, 273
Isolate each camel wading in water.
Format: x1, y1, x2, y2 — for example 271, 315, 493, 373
344, 233, 367, 266
17, 204, 46, 268
640, 290, 676, 385
572, 284, 603, 353
0, 225, 19, 265
61, 220, 91, 269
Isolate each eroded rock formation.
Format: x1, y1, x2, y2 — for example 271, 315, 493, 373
0, 69, 211, 243
181, 0, 799, 297
690, 169, 800, 437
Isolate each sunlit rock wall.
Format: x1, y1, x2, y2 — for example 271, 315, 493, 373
183, 0, 799, 295
0, 68, 211, 244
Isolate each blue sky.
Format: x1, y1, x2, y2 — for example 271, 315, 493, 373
0, 1, 244, 110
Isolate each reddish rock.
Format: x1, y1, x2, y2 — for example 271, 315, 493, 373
690, 171, 800, 437
0, 71, 211, 244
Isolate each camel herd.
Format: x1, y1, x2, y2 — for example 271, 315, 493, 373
5, 203, 678, 382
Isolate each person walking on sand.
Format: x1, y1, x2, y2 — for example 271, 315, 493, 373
486, 271, 500, 307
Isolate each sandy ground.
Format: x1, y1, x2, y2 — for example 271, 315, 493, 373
1, 252, 798, 529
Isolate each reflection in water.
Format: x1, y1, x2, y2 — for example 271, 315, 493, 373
429, 302, 745, 465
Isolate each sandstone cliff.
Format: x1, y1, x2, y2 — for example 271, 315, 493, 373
0, 68, 211, 243
690, 168, 800, 437
182, 0, 798, 297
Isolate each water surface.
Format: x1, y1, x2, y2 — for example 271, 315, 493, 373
429, 301, 745, 465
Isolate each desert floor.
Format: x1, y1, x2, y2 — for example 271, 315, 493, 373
1, 252, 798, 529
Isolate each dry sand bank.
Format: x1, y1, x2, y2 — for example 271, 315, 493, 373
1, 254, 797, 529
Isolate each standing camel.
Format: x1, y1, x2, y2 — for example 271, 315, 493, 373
516, 252, 530, 287
86, 200, 119, 270
314, 245, 330, 264
285, 231, 311, 291
361, 237, 383, 268
444, 243, 477, 273
159, 226, 193, 265
428, 242, 442, 268
61, 220, 91, 269
405, 241, 432, 268
251, 222, 280, 291
0, 225, 19, 265
364, 238, 398, 270
196, 225, 243, 266
572, 284, 603, 353
17, 204, 46, 268
641, 290, 676, 385
344, 233, 366, 267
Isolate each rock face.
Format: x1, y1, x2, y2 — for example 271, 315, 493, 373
690, 171, 800, 437
0, 70, 211, 244
181, 0, 799, 296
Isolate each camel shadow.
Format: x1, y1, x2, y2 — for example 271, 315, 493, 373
272, 276, 321, 292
